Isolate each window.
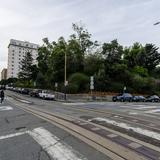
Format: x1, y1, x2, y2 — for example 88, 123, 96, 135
12, 50, 15, 52
12, 61, 14, 63
19, 51, 21, 53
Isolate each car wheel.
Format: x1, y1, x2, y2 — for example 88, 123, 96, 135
112, 97, 117, 102
129, 98, 132, 102
121, 98, 125, 102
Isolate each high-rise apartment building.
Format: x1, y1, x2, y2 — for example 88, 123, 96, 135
7, 39, 39, 78
1, 68, 7, 80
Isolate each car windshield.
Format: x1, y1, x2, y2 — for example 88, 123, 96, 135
123, 93, 132, 97
152, 95, 159, 98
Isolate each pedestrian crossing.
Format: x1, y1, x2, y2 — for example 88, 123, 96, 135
0, 106, 13, 111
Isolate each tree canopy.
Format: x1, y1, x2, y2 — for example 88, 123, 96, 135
3, 23, 160, 94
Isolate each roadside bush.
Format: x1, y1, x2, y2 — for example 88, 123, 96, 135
106, 82, 124, 92
68, 73, 89, 93
65, 83, 79, 94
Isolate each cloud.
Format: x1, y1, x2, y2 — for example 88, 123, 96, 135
0, 0, 160, 72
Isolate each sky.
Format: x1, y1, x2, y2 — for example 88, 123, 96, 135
0, 0, 160, 72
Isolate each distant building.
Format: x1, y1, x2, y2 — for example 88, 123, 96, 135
1, 68, 7, 80
7, 39, 39, 78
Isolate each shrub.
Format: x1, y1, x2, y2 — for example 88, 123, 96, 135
68, 73, 89, 93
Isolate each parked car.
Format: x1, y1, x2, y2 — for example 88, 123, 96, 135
21, 88, 30, 94
38, 90, 55, 100
145, 95, 160, 102
112, 93, 133, 102
30, 89, 42, 97
133, 96, 146, 102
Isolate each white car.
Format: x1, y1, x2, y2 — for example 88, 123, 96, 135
38, 90, 55, 100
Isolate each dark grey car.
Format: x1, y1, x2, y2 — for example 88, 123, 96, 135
112, 93, 133, 102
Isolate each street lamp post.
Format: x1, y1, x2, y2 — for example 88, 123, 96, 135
153, 22, 160, 26
64, 51, 67, 100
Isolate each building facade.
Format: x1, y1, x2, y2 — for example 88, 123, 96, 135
7, 39, 39, 78
1, 68, 7, 80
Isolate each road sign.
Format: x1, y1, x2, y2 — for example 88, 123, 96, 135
64, 81, 68, 86
90, 85, 94, 90
55, 82, 58, 88
90, 76, 94, 90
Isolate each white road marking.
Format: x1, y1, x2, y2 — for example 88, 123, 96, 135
0, 131, 27, 140
29, 127, 87, 160
91, 127, 100, 131
90, 117, 160, 141
135, 106, 158, 110
79, 122, 88, 126
107, 134, 118, 138
144, 109, 160, 113
129, 112, 138, 115
17, 99, 31, 104
0, 106, 13, 111
128, 142, 142, 149
63, 103, 85, 105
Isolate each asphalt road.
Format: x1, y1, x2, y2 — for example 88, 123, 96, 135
3, 90, 160, 160
0, 96, 110, 160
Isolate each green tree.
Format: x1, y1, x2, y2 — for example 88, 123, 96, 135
123, 42, 144, 68
18, 52, 33, 80
102, 39, 123, 64
142, 44, 160, 72
84, 52, 104, 76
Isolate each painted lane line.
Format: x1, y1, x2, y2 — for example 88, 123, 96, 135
17, 99, 31, 104
63, 103, 85, 106
145, 109, 160, 113
90, 117, 160, 141
129, 112, 138, 115
79, 122, 88, 126
91, 127, 100, 131
0, 106, 13, 111
107, 134, 118, 138
29, 127, 87, 160
135, 106, 158, 110
0, 131, 28, 140
128, 142, 142, 149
